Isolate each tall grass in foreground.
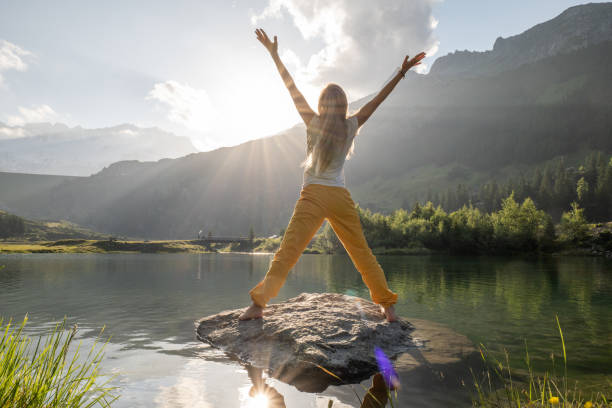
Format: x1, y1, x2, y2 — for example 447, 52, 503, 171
472, 316, 610, 408
0, 316, 118, 408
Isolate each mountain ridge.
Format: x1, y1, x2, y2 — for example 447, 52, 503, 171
430, 2, 612, 77
0, 122, 197, 176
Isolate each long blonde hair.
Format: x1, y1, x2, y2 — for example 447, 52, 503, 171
305, 83, 352, 173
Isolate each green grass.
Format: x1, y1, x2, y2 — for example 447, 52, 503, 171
0, 316, 118, 408
472, 316, 610, 408
0, 239, 218, 254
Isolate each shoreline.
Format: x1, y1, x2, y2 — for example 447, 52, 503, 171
0, 239, 610, 258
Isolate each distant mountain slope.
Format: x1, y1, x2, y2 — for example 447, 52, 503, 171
0, 123, 196, 176
0, 172, 78, 212
430, 2, 612, 77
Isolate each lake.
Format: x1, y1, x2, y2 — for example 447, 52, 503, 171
0, 253, 610, 407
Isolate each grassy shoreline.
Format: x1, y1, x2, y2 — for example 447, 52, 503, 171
0, 237, 609, 257
0, 239, 216, 254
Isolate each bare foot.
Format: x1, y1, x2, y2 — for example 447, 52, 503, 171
380, 305, 398, 322
239, 302, 264, 320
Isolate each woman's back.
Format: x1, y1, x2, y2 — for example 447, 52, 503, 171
302, 115, 359, 188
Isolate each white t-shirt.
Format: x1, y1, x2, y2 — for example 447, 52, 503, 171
302, 115, 359, 188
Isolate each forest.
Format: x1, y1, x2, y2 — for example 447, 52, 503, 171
303, 194, 609, 256
423, 152, 612, 221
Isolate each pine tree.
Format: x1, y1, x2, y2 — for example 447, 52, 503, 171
576, 177, 589, 203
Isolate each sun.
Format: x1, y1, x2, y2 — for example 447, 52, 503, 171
244, 392, 269, 408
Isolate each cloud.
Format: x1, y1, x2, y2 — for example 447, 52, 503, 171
146, 80, 215, 133
252, 0, 439, 96
0, 126, 25, 140
0, 39, 32, 84
116, 128, 138, 137
6, 105, 60, 126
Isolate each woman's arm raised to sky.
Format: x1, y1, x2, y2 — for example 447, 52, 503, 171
353, 52, 426, 128
255, 28, 315, 125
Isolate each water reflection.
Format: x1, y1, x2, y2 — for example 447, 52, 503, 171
245, 366, 286, 408
242, 365, 393, 408
0, 253, 610, 407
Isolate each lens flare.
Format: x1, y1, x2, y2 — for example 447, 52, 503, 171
374, 346, 400, 389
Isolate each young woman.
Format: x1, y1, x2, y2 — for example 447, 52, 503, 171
240, 29, 426, 322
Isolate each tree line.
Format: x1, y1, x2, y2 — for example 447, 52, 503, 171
0, 213, 25, 238
425, 152, 612, 222
310, 193, 605, 255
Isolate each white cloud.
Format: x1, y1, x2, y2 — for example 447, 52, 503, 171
0, 39, 32, 84
146, 80, 215, 133
6, 105, 60, 126
0, 126, 25, 140
252, 0, 439, 96
116, 128, 138, 137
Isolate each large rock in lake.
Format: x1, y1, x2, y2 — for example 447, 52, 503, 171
195, 293, 418, 392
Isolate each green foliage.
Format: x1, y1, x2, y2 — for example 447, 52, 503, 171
0, 316, 117, 408
0, 212, 25, 238
315, 193, 563, 254
559, 203, 590, 245
491, 195, 552, 252
576, 177, 589, 203
253, 237, 282, 253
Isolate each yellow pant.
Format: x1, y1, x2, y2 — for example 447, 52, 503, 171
249, 183, 398, 307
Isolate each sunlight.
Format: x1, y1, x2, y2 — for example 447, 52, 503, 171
219, 75, 303, 145
244, 392, 269, 408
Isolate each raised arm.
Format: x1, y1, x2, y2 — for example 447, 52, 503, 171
255, 28, 315, 125
353, 52, 426, 128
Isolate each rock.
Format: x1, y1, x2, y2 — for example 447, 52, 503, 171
195, 293, 417, 392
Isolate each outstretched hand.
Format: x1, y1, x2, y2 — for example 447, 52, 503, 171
255, 28, 278, 56
401, 52, 427, 73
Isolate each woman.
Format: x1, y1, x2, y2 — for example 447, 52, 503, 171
240, 29, 425, 322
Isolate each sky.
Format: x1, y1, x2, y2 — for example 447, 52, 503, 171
0, 0, 603, 151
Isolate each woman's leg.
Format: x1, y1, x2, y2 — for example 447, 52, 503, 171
248, 189, 325, 309
326, 188, 398, 312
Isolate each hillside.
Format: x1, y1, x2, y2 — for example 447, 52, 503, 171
430, 2, 612, 77
0, 210, 106, 241
0, 123, 196, 176
2, 4, 612, 238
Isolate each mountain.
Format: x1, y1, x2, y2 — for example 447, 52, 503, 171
2, 4, 612, 238
430, 2, 612, 77
0, 123, 197, 176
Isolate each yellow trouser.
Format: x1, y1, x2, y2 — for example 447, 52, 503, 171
249, 183, 398, 307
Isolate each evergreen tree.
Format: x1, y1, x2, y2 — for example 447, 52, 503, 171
576, 177, 589, 203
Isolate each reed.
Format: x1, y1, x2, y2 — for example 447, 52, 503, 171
0, 316, 118, 408
472, 316, 609, 408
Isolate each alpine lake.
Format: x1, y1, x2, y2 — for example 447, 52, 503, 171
0, 253, 610, 407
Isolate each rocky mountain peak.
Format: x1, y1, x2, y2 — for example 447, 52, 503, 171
430, 2, 612, 77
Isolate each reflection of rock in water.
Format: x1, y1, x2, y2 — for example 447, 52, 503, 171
328, 319, 481, 408
195, 293, 417, 392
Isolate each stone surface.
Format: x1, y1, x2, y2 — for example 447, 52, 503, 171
195, 293, 417, 392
